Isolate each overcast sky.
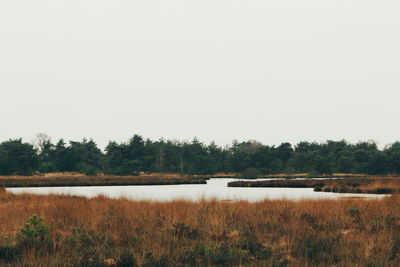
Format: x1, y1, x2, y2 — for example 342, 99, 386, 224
1, 0, 399, 149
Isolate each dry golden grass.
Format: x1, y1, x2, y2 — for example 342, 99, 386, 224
0, 172, 195, 180
230, 177, 400, 194
0, 173, 206, 188
0, 172, 86, 179
320, 179, 400, 194
332, 173, 369, 177
256, 173, 374, 179
1, 189, 400, 266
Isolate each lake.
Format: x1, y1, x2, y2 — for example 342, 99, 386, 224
6, 178, 386, 202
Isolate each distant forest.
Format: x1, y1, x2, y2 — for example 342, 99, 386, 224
0, 134, 399, 176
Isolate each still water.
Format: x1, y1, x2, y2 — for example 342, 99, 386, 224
6, 178, 386, 202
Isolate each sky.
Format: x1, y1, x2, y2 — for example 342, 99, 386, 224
1, 0, 399, 149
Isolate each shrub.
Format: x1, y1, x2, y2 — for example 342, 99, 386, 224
17, 214, 52, 248
184, 242, 249, 266
143, 252, 168, 267
239, 227, 272, 259
390, 235, 400, 260
240, 168, 261, 179
172, 223, 199, 239
117, 251, 137, 267
293, 233, 342, 264
78, 163, 98, 176
0, 244, 19, 262
347, 206, 360, 217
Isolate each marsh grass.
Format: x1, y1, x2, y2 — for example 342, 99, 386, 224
319, 179, 400, 194
1, 189, 400, 266
0, 175, 206, 188
229, 177, 400, 194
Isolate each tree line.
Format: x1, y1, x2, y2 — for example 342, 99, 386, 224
0, 134, 399, 176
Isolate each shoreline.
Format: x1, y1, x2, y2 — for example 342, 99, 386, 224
0, 176, 207, 188
228, 177, 400, 194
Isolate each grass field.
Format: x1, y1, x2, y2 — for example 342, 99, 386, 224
1, 188, 400, 266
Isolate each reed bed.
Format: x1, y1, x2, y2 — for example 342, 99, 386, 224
1, 189, 400, 266
229, 177, 400, 194
0, 176, 206, 188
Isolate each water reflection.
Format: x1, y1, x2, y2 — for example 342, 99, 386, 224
6, 178, 386, 202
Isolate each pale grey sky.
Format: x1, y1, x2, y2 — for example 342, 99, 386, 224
1, 0, 399, 149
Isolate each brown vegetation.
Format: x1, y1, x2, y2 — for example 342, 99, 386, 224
0, 172, 208, 180
317, 179, 400, 194
1, 190, 400, 266
0, 174, 206, 188
257, 173, 370, 179
229, 177, 400, 194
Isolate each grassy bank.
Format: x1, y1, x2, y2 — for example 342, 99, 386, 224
228, 177, 400, 194
0, 175, 206, 188
247, 173, 373, 179
1, 189, 400, 266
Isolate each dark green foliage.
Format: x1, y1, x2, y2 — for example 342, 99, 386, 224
117, 252, 137, 267
37, 138, 103, 175
0, 244, 19, 263
65, 228, 112, 267
17, 214, 52, 248
240, 167, 261, 178
0, 139, 38, 175
0, 214, 52, 263
104, 135, 145, 175
2, 135, 400, 176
